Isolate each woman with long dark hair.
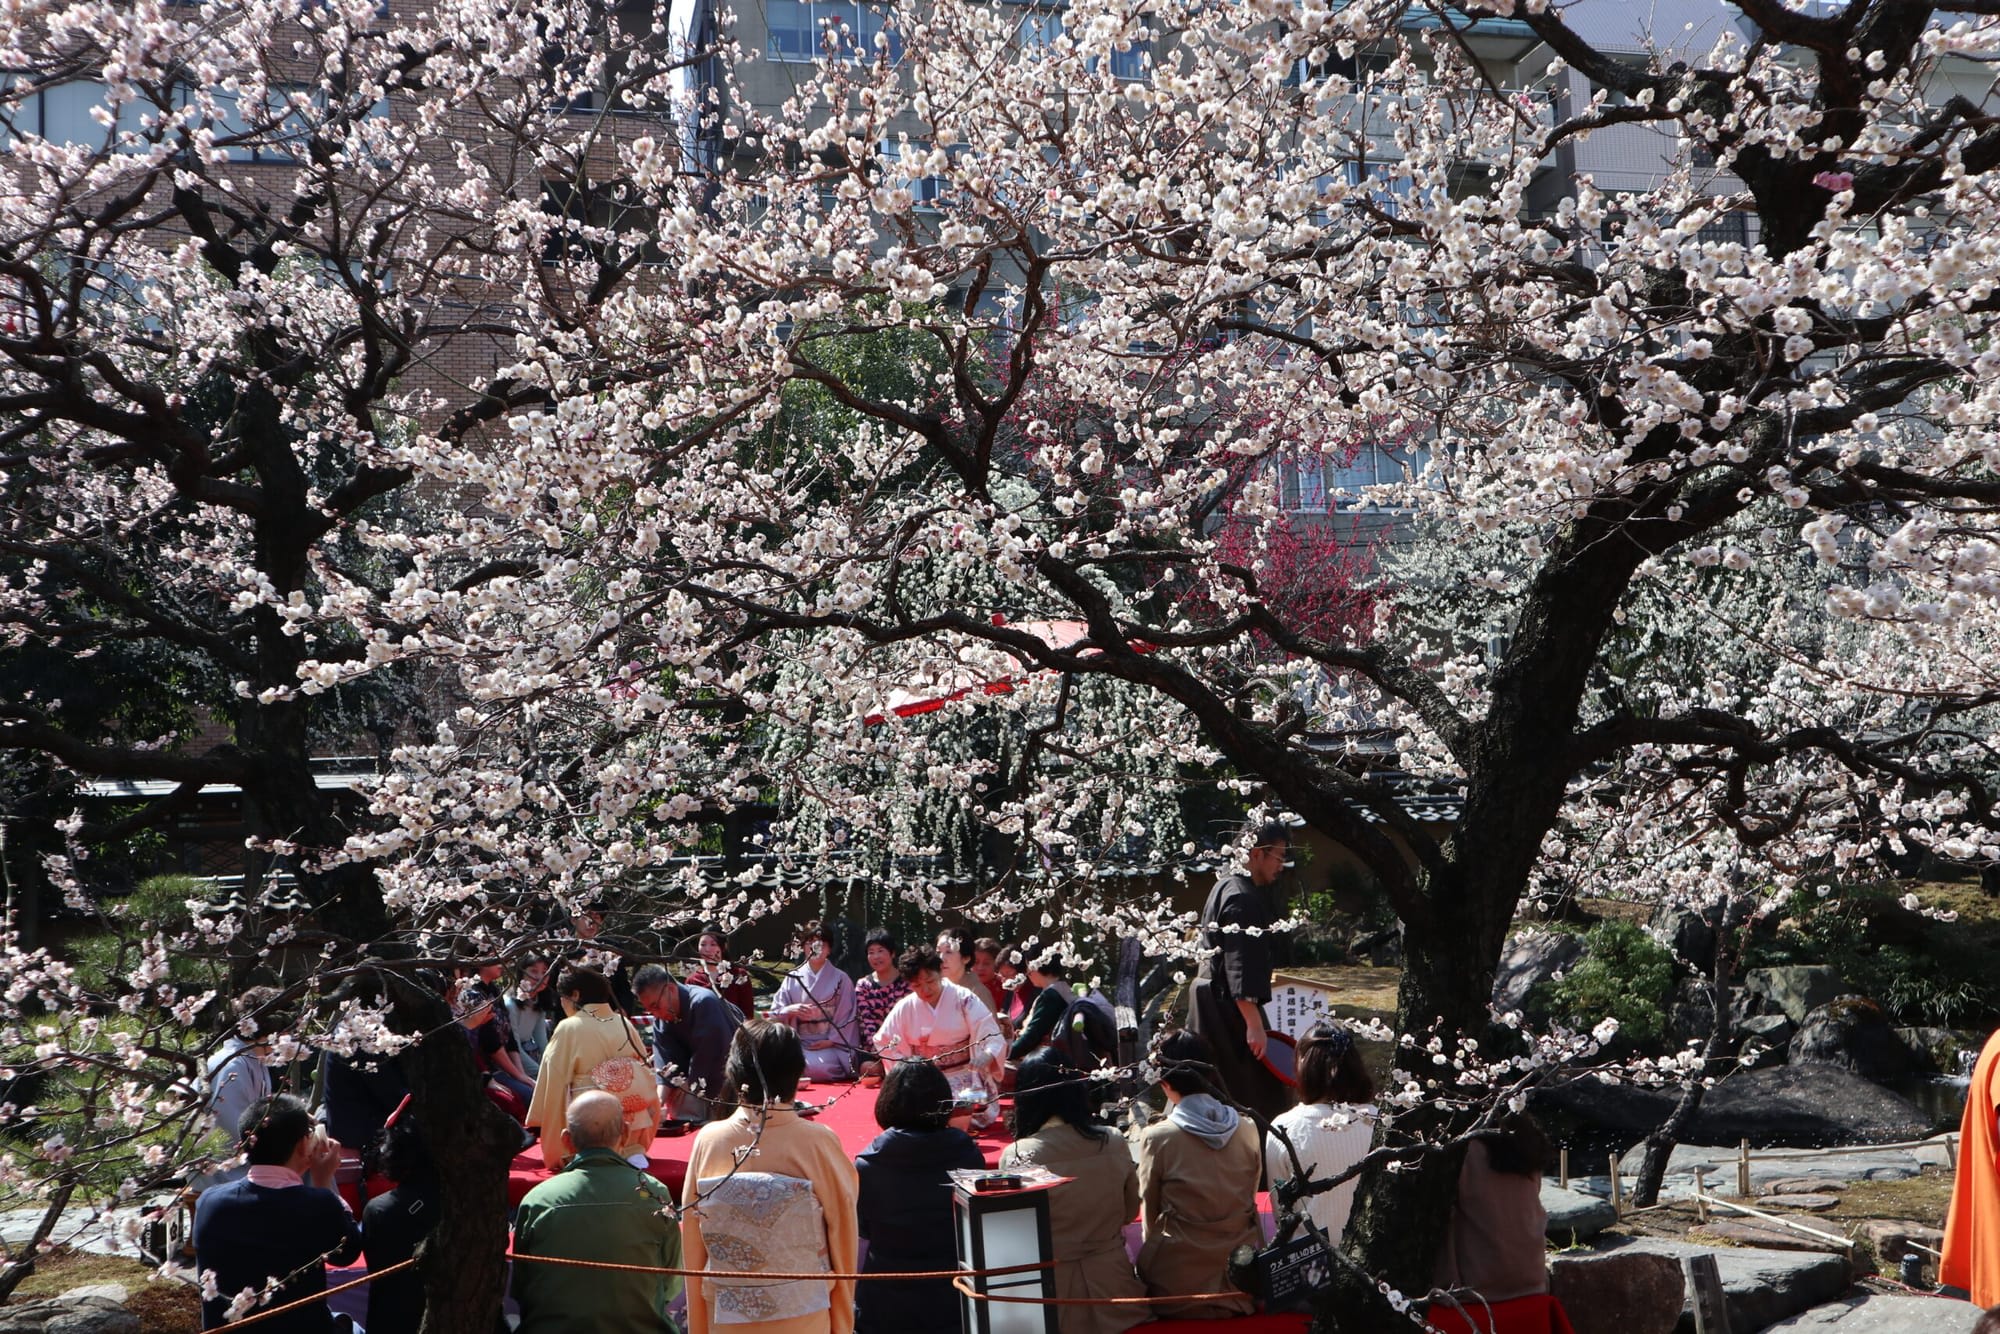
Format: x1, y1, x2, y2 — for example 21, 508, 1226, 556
997, 1052, 1146, 1334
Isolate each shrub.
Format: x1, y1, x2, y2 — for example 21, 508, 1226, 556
1532, 920, 1677, 1052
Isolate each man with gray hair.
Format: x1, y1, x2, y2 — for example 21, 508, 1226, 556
634, 962, 743, 1125
511, 1091, 683, 1334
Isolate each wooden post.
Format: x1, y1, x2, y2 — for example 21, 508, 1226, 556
1685, 1253, 1731, 1334
1113, 936, 1143, 1068
1946, 1133, 1958, 1170
1608, 1153, 1623, 1219
1738, 1139, 1752, 1198
1693, 1167, 1709, 1223
1558, 1147, 1569, 1190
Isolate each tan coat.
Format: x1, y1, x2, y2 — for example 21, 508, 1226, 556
999, 1122, 1147, 1334
683, 1106, 861, 1334
525, 1003, 661, 1170
1132, 1115, 1261, 1319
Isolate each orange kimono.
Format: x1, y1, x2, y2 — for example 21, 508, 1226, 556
1943, 1026, 2000, 1303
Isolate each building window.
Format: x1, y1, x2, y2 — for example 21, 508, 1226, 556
881, 139, 949, 208
768, 1, 900, 62
1103, 41, 1148, 79
1016, 9, 1063, 47
4, 80, 155, 150
1277, 456, 1331, 512
1697, 210, 1747, 246
1344, 160, 1412, 217
541, 179, 664, 266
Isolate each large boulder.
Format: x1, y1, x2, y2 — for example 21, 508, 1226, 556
1492, 930, 1584, 1014
1535, 1064, 1929, 1149
1591, 1236, 1850, 1334
1667, 977, 1719, 1050
1788, 997, 1917, 1083
1894, 1027, 1971, 1075
1650, 898, 1759, 976
1695, 1064, 1930, 1147
1549, 1251, 1683, 1334
1737, 1014, 1796, 1070
1743, 967, 1851, 1025
0, 1297, 138, 1334
1542, 1183, 1617, 1242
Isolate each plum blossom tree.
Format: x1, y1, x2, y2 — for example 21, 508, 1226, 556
10, 0, 2000, 1327
335, 0, 2000, 1310
0, 0, 701, 1327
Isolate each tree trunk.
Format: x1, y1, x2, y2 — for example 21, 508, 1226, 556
1338, 899, 1512, 1322
390, 979, 521, 1334
1631, 911, 1740, 1208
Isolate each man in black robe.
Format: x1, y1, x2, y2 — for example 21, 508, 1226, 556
1187, 821, 1294, 1123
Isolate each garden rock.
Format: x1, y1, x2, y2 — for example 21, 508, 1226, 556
1854, 1218, 1943, 1264
1761, 1177, 1849, 1197
1650, 898, 1757, 977
1765, 1294, 1984, 1331
1789, 997, 1918, 1083
1693, 1064, 1930, 1146
0, 1296, 139, 1334
1667, 977, 1718, 1050
1744, 967, 1851, 1025
1893, 1027, 1968, 1075
1738, 1014, 1796, 1070
1544, 1064, 1929, 1148
1759, 1194, 1839, 1211
1590, 1236, 1849, 1334
1542, 1183, 1617, 1241
1548, 1251, 1683, 1334
1492, 930, 1583, 1014
1697, 1220, 1848, 1253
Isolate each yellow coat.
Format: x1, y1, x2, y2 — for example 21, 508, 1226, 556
525, 1003, 660, 1170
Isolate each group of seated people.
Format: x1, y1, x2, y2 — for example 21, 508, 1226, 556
192, 911, 1556, 1334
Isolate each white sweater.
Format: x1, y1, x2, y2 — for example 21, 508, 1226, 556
1263, 1102, 1377, 1242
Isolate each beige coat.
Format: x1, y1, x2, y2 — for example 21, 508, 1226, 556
525, 1003, 661, 1170
1132, 1114, 1261, 1319
999, 1122, 1147, 1334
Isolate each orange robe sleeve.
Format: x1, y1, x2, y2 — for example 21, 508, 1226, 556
1942, 1027, 2000, 1304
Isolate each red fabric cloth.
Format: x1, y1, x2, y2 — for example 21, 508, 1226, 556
1425, 1294, 1577, 1334
505, 1082, 1014, 1205
1131, 1317, 1307, 1334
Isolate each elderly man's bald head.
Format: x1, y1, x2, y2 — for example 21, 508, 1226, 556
565, 1090, 626, 1151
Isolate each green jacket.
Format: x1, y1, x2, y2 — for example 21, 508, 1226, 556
512, 1147, 683, 1334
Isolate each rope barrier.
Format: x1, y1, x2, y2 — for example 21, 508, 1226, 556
951, 1273, 1254, 1306
503, 1251, 1055, 1281
222, 1259, 416, 1330
216, 1251, 1063, 1329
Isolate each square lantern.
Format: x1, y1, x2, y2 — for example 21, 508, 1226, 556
953, 1180, 1058, 1334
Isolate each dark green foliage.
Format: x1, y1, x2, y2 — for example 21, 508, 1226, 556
1745, 883, 1999, 1028
1530, 920, 1677, 1052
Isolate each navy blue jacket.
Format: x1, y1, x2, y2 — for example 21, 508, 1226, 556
651, 981, 742, 1106
192, 1177, 362, 1333
853, 1126, 986, 1334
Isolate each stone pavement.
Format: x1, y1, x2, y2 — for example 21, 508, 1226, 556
1589, 1235, 1852, 1334
1764, 1294, 1985, 1330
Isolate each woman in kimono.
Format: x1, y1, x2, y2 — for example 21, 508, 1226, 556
769, 920, 860, 1081
525, 966, 660, 1169
683, 1020, 860, 1334
871, 946, 1003, 1128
